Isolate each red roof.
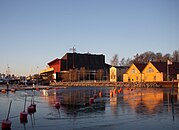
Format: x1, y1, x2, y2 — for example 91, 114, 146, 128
48, 58, 60, 65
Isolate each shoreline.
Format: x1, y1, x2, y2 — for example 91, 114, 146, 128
0, 81, 178, 92
50, 81, 178, 88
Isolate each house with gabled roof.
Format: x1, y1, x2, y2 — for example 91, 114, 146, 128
124, 61, 179, 82
123, 63, 146, 82
142, 62, 167, 82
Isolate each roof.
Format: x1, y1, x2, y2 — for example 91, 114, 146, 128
169, 62, 179, 75
134, 63, 147, 72
48, 58, 60, 65
151, 62, 167, 73
40, 67, 54, 74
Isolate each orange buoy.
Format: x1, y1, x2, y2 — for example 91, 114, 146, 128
114, 89, 117, 94
55, 102, 61, 109
110, 90, 113, 97
1, 119, 12, 129
1, 89, 6, 93
118, 89, 121, 93
99, 91, 103, 97
89, 98, 94, 105
11, 88, 16, 93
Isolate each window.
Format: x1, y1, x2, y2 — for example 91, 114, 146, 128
154, 76, 156, 81
147, 67, 154, 73
131, 68, 136, 74
136, 76, 138, 81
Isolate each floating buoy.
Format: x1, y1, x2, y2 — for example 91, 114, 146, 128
1, 89, 6, 93
11, 88, 16, 93
46, 87, 49, 90
114, 89, 117, 94
27, 105, 35, 114
93, 94, 97, 99
110, 90, 113, 97
118, 89, 121, 93
20, 112, 28, 123
2, 119, 12, 130
89, 98, 94, 105
55, 102, 61, 109
36, 88, 40, 91
99, 91, 103, 97
20, 96, 28, 123
2, 100, 12, 130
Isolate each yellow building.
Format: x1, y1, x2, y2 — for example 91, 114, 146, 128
110, 66, 117, 82
123, 63, 146, 82
142, 62, 167, 82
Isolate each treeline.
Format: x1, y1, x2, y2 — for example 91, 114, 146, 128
111, 49, 179, 66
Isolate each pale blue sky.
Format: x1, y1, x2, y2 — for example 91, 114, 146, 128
0, 0, 179, 76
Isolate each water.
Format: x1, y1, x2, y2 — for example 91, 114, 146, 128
0, 86, 179, 130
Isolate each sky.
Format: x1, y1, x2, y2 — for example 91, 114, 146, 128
0, 0, 179, 76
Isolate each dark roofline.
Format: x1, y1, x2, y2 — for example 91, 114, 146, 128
48, 58, 60, 65
133, 63, 147, 72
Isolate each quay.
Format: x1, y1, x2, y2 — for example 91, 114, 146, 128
0, 81, 178, 92
50, 81, 178, 88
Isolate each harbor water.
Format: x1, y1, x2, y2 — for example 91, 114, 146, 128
0, 86, 179, 130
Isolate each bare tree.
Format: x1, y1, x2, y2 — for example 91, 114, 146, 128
172, 49, 179, 61
110, 54, 119, 66
155, 52, 163, 62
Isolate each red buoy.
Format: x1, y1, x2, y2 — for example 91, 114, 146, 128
55, 102, 61, 109
20, 112, 28, 123
93, 94, 97, 99
89, 98, 94, 105
36, 88, 40, 91
1, 119, 11, 129
27, 105, 35, 114
2, 100, 12, 130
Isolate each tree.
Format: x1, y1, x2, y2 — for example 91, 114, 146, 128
172, 49, 179, 61
163, 53, 172, 62
155, 52, 163, 62
119, 57, 132, 66
110, 54, 119, 66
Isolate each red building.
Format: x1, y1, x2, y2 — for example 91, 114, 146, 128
40, 52, 110, 82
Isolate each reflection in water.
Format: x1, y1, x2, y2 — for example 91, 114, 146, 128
1, 87, 179, 130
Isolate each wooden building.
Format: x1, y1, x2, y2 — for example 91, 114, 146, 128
123, 63, 146, 82
110, 66, 129, 82
123, 61, 179, 82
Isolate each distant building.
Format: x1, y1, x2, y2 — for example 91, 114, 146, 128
123, 63, 146, 82
110, 66, 129, 82
40, 52, 110, 82
123, 61, 179, 82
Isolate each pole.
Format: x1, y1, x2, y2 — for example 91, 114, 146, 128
6, 100, 12, 120
24, 96, 27, 112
